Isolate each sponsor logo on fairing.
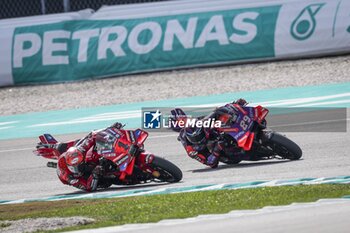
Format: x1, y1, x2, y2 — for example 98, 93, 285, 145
129, 131, 135, 143
101, 149, 113, 154
235, 130, 245, 140
116, 155, 129, 166
107, 128, 118, 136
112, 128, 123, 138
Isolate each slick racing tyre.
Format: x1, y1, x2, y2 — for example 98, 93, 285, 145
268, 132, 302, 160
151, 156, 183, 183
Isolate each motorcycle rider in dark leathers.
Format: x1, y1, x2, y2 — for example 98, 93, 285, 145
174, 99, 248, 168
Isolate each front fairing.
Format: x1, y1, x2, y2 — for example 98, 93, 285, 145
226, 106, 255, 142
91, 128, 152, 181
221, 105, 270, 151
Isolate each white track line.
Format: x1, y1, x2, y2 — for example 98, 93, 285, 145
0, 126, 13, 130
0, 121, 18, 126
0, 147, 33, 153
148, 134, 177, 139
271, 118, 350, 128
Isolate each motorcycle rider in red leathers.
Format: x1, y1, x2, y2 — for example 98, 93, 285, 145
173, 99, 248, 168
36, 122, 129, 191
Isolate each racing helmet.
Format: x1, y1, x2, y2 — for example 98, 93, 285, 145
65, 147, 84, 174
185, 127, 207, 145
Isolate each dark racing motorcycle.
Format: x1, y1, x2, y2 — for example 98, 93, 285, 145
34, 128, 182, 189
173, 104, 302, 165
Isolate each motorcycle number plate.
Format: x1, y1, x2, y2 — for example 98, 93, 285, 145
227, 107, 255, 141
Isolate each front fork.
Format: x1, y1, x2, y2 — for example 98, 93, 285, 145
239, 120, 275, 159
136, 152, 161, 178
249, 129, 276, 158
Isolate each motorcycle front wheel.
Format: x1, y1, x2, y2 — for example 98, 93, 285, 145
267, 132, 302, 160
151, 156, 183, 183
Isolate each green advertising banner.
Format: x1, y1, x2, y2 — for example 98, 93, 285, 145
12, 6, 280, 84
2, 0, 349, 86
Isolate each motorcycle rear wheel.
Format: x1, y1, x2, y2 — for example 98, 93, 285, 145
268, 132, 302, 160
151, 156, 183, 183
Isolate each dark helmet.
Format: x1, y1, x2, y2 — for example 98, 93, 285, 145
110, 122, 124, 129
215, 106, 238, 124
185, 127, 207, 145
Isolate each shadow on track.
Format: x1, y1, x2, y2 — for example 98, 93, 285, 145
190, 160, 301, 173
54, 181, 175, 196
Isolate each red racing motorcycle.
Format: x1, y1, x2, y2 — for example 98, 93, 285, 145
34, 128, 182, 189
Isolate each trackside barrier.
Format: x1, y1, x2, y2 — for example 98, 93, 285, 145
0, 0, 349, 86
0, 9, 94, 86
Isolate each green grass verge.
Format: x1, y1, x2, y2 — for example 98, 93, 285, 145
1, 184, 350, 232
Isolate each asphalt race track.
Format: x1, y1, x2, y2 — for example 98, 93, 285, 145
0, 110, 349, 201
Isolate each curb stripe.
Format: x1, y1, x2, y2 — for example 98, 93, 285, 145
1, 176, 349, 205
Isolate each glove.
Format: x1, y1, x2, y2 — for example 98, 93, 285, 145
35, 142, 60, 158
207, 154, 217, 164
36, 142, 57, 150
207, 154, 219, 168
